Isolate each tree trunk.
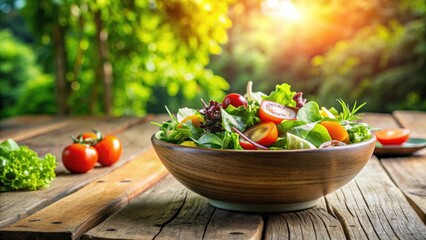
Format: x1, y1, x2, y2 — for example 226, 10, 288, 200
52, 22, 69, 115
94, 10, 113, 116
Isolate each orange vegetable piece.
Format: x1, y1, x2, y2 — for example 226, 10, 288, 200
320, 121, 350, 144
179, 115, 204, 128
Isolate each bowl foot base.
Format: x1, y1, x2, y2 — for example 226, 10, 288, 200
208, 199, 318, 213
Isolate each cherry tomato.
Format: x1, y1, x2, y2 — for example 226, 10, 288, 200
94, 135, 122, 166
62, 143, 98, 174
78, 130, 122, 166
222, 93, 248, 109
375, 129, 410, 145
80, 132, 98, 143
259, 100, 297, 124
239, 122, 278, 150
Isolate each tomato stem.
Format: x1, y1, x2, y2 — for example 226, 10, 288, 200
91, 129, 103, 142
231, 126, 268, 150
70, 135, 80, 143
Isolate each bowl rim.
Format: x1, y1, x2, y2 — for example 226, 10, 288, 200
151, 133, 376, 153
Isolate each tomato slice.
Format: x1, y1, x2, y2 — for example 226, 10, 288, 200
239, 122, 278, 150
375, 128, 410, 145
259, 100, 297, 124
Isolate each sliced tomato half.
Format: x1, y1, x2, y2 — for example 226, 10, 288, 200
375, 128, 410, 145
259, 100, 297, 124
239, 122, 278, 150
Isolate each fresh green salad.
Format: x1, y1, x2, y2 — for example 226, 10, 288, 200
0, 139, 56, 191
153, 82, 373, 150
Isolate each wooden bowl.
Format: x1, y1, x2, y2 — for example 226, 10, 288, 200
151, 135, 376, 212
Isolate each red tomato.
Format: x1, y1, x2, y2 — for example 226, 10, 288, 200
239, 122, 278, 150
81, 132, 97, 140
80, 132, 98, 144
94, 135, 122, 166
375, 129, 410, 145
259, 100, 297, 124
62, 143, 98, 173
222, 93, 248, 109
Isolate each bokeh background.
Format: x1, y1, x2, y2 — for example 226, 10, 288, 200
1, 0, 425, 120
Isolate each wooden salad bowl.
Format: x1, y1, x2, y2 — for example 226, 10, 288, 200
151, 135, 376, 212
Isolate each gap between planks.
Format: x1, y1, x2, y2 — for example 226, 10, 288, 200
363, 111, 426, 224
82, 175, 265, 240
0, 147, 169, 240
0, 115, 168, 229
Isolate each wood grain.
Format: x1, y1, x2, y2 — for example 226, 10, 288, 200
362, 112, 426, 223
0, 115, 71, 142
152, 135, 376, 205
383, 110, 426, 223
381, 157, 426, 224
0, 115, 168, 228
1, 112, 424, 240
394, 111, 426, 138
325, 156, 426, 239
83, 175, 264, 240
360, 112, 400, 129
0, 148, 168, 240
264, 206, 346, 240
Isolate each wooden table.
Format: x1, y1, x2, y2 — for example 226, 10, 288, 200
0, 111, 425, 240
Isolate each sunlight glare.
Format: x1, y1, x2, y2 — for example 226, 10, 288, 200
262, 0, 302, 21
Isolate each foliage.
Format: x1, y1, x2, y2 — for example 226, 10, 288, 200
19, 0, 232, 116
0, 30, 55, 119
209, 0, 426, 112
1, 0, 425, 118
15, 73, 56, 115
314, 19, 426, 112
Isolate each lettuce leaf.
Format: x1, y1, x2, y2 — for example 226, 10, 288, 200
263, 83, 296, 107
342, 122, 373, 143
288, 122, 331, 148
0, 139, 56, 191
297, 101, 322, 123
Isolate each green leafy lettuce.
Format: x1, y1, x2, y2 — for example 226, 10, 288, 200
153, 83, 374, 150
262, 83, 296, 106
0, 139, 56, 191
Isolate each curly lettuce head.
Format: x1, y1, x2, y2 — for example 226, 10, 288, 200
0, 139, 56, 191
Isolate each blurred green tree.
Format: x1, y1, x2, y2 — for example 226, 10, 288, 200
0, 30, 55, 119
314, 19, 426, 112
209, 0, 426, 112
19, 0, 232, 116
1, 0, 425, 118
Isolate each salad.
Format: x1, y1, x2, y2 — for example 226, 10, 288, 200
153, 82, 373, 150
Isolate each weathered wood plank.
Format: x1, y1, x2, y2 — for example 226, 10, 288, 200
0, 147, 168, 240
360, 112, 400, 130
393, 111, 426, 138
203, 209, 263, 240
83, 175, 264, 240
382, 110, 426, 223
264, 203, 346, 239
380, 157, 426, 224
325, 157, 426, 239
362, 111, 426, 223
0, 115, 71, 142
261, 113, 408, 240
0, 115, 167, 228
